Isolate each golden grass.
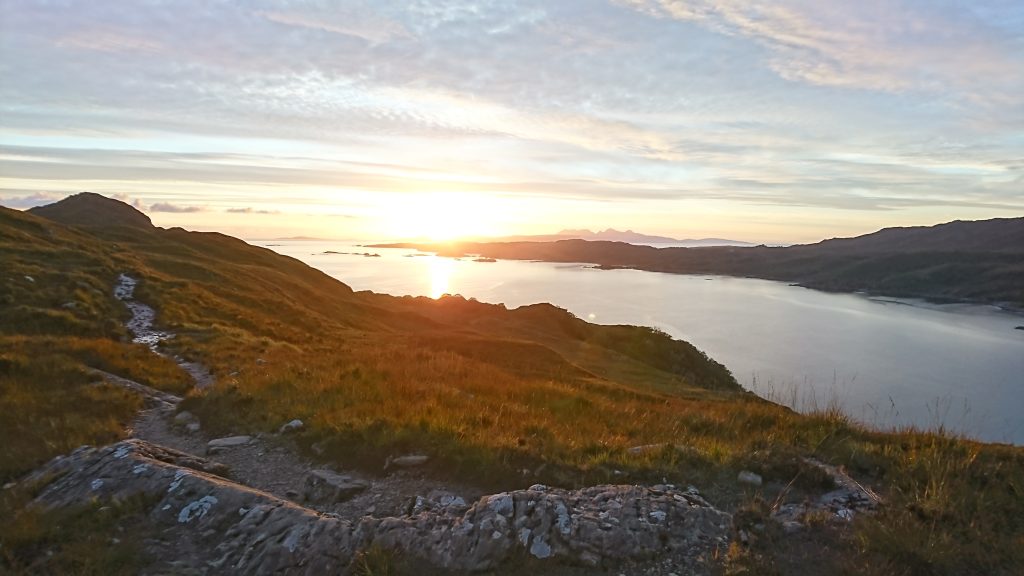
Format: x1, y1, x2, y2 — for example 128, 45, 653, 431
2, 203, 1023, 575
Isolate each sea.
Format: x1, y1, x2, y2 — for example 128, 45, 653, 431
256, 239, 1024, 445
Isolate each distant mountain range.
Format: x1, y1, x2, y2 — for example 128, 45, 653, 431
484, 228, 753, 247
374, 218, 1024, 308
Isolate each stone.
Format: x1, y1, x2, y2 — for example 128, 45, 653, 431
23, 439, 732, 575
206, 436, 251, 454
304, 469, 369, 503
173, 411, 196, 424
387, 454, 429, 469
627, 443, 672, 455
737, 470, 763, 487
768, 458, 882, 534
185, 422, 201, 434
781, 521, 804, 534
278, 419, 304, 434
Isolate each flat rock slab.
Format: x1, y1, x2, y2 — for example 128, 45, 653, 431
388, 454, 429, 468
23, 439, 731, 575
304, 469, 369, 503
207, 436, 252, 454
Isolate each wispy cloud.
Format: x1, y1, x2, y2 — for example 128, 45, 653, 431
150, 202, 203, 213
621, 0, 1024, 105
0, 191, 60, 209
258, 6, 409, 44
0, 0, 1021, 241
226, 207, 279, 214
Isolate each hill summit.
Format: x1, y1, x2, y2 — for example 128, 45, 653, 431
28, 192, 153, 229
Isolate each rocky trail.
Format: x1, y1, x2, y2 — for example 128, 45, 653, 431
111, 274, 485, 522
14, 274, 882, 575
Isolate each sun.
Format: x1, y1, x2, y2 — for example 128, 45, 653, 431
382, 192, 502, 241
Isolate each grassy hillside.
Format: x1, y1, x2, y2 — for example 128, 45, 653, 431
375, 217, 1024, 307
2, 195, 1023, 575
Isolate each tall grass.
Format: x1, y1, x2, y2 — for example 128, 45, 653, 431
3, 204, 1023, 574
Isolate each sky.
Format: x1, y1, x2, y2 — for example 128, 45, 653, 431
1, 0, 1022, 243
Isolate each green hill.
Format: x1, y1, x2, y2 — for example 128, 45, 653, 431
2, 194, 1023, 575
376, 217, 1024, 307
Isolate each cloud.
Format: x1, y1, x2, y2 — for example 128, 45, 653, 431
0, 0, 1021, 239
226, 207, 279, 214
621, 0, 1024, 104
258, 7, 409, 45
149, 202, 203, 213
110, 192, 145, 210
56, 28, 163, 53
0, 191, 61, 208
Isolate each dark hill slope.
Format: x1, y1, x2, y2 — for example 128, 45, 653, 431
16, 195, 735, 391
28, 191, 153, 228
802, 217, 1024, 254
377, 217, 1024, 306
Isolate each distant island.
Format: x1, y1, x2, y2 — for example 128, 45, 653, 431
482, 228, 754, 247
373, 217, 1024, 308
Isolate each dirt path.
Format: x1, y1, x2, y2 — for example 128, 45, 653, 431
110, 274, 483, 518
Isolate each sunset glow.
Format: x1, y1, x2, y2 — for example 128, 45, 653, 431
429, 256, 454, 299
382, 193, 508, 241
1, 1, 1022, 244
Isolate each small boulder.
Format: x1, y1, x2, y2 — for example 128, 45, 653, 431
737, 470, 763, 487
173, 411, 196, 425
410, 490, 468, 514
782, 521, 804, 534
304, 469, 368, 503
279, 419, 304, 434
387, 454, 429, 469
185, 422, 201, 434
626, 443, 671, 455
206, 435, 252, 454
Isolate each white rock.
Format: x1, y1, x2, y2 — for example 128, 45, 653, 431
626, 443, 671, 455
389, 454, 429, 468
304, 469, 368, 503
782, 521, 804, 534
486, 493, 514, 516
178, 495, 218, 523
206, 436, 251, 454
279, 419, 304, 434
173, 411, 195, 424
737, 470, 763, 487
529, 535, 552, 559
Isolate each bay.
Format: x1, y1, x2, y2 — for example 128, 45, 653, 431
258, 240, 1024, 445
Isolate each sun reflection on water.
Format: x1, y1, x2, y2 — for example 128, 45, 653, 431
429, 256, 454, 298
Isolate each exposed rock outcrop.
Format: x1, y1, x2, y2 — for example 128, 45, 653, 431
770, 458, 883, 530
24, 439, 731, 575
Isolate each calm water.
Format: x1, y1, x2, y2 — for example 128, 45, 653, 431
258, 240, 1024, 444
